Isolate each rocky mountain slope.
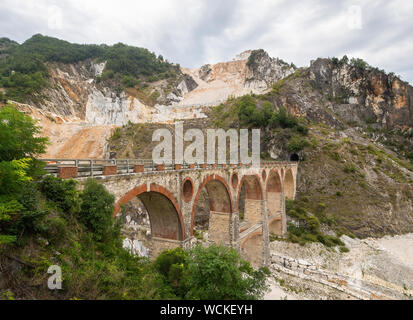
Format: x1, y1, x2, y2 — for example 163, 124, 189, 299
0, 35, 412, 238
0, 36, 296, 158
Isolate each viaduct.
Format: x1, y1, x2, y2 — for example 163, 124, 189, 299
43, 160, 298, 267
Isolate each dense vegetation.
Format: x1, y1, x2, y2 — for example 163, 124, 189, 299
0, 105, 48, 244
212, 94, 310, 159
154, 246, 269, 300
280, 199, 348, 251
0, 105, 269, 300
0, 34, 178, 102
331, 55, 404, 80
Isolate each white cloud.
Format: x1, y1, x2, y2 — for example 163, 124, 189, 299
0, 0, 412, 82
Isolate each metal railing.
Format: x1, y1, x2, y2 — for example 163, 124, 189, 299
40, 159, 298, 178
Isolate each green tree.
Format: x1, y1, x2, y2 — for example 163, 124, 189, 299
287, 135, 310, 153
79, 179, 116, 241
350, 58, 370, 70
0, 105, 48, 161
0, 106, 48, 243
183, 245, 270, 300
154, 247, 188, 296
40, 175, 80, 213
0, 158, 38, 244
0, 91, 6, 103
340, 55, 349, 65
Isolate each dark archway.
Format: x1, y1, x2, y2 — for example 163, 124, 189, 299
290, 153, 300, 162
191, 175, 233, 244
237, 175, 263, 227
284, 169, 295, 200
266, 170, 282, 217
115, 184, 185, 241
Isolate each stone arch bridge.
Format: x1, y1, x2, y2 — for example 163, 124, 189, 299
43, 159, 298, 267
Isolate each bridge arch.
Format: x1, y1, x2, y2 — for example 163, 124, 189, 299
191, 175, 233, 244
114, 184, 185, 241
269, 215, 282, 237
237, 174, 264, 227
240, 229, 264, 268
266, 169, 282, 217
284, 168, 295, 200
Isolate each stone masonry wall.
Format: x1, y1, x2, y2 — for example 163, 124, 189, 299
209, 211, 231, 245
267, 192, 282, 216
244, 199, 263, 225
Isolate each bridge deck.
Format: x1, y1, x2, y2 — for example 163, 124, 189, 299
40, 159, 298, 179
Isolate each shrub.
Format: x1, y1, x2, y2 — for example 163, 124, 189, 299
121, 75, 138, 88
79, 179, 116, 241
154, 247, 188, 296
286, 200, 343, 248
13, 182, 46, 234
149, 90, 160, 103
344, 163, 357, 174
183, 245, 270, 300
0, 91, 6, 103
0, 200, 22, 244
287, 136, 310, 153
317, 234, 344, 247
340, 246, 350, 253
0, 158, 32, 196
340, 55, 349, 65
111, 128, 122, 141
350, 58, 370, 70
40, 175, 80, 213
43, 216, 68, 245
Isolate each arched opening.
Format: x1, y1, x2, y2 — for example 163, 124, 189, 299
269, 216, 282, 237
237, 175, 263, 230
231, 173, 239, 189
284, 169, 295, 200
241, 231, 264, 268
266, 170, 282, 217
121, 197, 151, 257
192, 176, 232, 245
290, 153, 300, 162
115, 184, 185, 258
182, 178, 194, 203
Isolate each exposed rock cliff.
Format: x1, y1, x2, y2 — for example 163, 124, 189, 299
3, 42, 412, 237
5, 48, 302, 158
309, 58, 413, 129
179, 49, 295, 107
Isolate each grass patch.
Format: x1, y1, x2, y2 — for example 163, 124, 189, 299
286, 200, 344, 248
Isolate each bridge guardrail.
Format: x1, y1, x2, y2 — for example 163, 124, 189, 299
39, 159, 298, 179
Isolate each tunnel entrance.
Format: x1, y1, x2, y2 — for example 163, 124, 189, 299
290, 153, 300, 162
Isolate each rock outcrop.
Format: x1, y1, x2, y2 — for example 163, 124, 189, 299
309, 58, 413, 129
245, 49, 295, 90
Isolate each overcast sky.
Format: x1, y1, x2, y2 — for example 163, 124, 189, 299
1, 0, 413, 83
